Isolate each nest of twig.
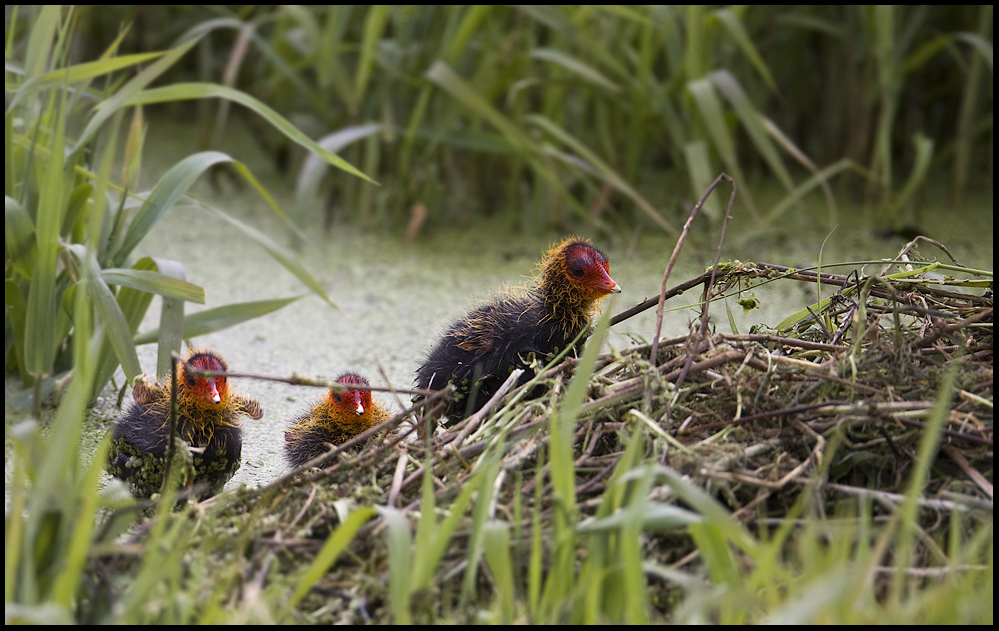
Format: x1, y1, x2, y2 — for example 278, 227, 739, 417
186, 231, 987, 623
90, 179, 993, 623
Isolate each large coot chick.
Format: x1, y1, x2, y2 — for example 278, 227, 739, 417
416, 237, 620, 422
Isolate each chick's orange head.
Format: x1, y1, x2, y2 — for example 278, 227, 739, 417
181, 349, 229, 406
555, 239, 621, 300
328, 372, 372, 416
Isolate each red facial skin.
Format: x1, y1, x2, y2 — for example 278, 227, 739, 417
556, 241, 622, 302
182, 351, 229, 407
329, 373, 373, 416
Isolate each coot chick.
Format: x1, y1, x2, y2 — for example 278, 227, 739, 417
416, 237, 620, 422
107, 348, 263, 499
284, 373, 390, 468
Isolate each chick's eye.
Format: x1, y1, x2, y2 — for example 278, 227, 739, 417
185, 376, 196, 387
570, 265, 585, 278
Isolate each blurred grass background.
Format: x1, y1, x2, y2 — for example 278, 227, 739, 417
65, 5, 994, 236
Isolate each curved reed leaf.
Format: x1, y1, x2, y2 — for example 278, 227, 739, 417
528, 114, 677, 234
100, 268, 205, 303
67, 37, 200, 166
710, 70, 794, 193
285, 506, 377, 614
294, 124, 382, 228
6, 52, 165, 115
530, 48, 621, 92
712, 8, 777, 92
133, 296, 305, 345
956, 31, 994, 73
115, 151, 248, 264
204, 204, 335, 307
124, 83, 375, 183
5, 196, 37, 278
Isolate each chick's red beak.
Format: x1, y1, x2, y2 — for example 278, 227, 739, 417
599, 267, 622, 294
354, 390, 365, 415
208, 378, 221, 404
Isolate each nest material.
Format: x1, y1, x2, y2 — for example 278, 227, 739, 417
89, 246, 993, 624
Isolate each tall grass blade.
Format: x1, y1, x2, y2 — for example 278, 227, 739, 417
893, 363, 958, 598
884, 132, 933, 227
530, 48, 621, 92
687, 77, 751, 211
710, 70, 794, 193
7, 52, 166, 115
482, 521, 516, 623
126, 83, 375, 183
24, 87, 67, 380
133, 295, 305, 345
378, 506, 413, 624
67, 37, 201, 165
355, 6, 390, 107
23, 5, 60, 79
712, 8, 777, 92
205, 205, 335, 306
285, 506, 376, 613
528, 114, 677, 234
99, 268, 205, 303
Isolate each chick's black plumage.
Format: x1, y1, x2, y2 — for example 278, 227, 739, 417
416, 238, 620, 422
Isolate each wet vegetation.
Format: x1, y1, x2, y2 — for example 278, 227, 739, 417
5, 5, 993, 625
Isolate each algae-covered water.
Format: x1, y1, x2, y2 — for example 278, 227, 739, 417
5, 117, 993, 496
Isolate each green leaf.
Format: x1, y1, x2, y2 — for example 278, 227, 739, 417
6, 51, 166, 115
530, 48, 621, 92
774, 297, 833, 333
133, 296, 306, 345
146, 258, 189, 378
125, 83, 375, 183
682, 139, 718, 218
5, 196, 37, 278
378, 506, 413, 625
91, 257, 160, 397
956, 31, 994, 74
285, 506, 376, 614
24, 87, 67, 379
100, 268, 205, 303
712, 8, 777, 92
204, 205, 335, 307
355, 6, 390, 105
528, 114, 677, 235
23, 5, 61, 79
577, 502, 703, 533
295, 124, 382, 228
114, 151, 244, 264
710, 70, 794, 193
687, 78, 739, 179
884, 133, 934, 226
426, 61, 534, 153
67, 37, 201, 166
76, 249, 142, 382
